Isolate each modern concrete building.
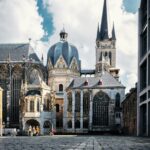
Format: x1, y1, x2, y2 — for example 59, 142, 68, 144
0, 87, 2, 136
137, 0, 150, 136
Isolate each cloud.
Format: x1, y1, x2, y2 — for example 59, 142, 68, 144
0, 0, 44, 43
0, 0, 138, 93
43, 0, 138, 92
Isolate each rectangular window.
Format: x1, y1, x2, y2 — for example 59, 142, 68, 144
141, 0, 147, 28
140, 60, 147, 91
148, 91, 150, 98
140, 29, 147, 58
30, 101, 34, 112
140, 93, 147, 103
148, 55, 150, 85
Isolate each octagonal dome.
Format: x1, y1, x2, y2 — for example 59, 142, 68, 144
47, 29, 80, 68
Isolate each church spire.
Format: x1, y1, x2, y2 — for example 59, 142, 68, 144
112, 23, 116, 40
99, 0, 109, 40
96, 23, 100, 41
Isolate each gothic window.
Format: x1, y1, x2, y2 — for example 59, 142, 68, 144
37, 100, 40, 112
116, 93, 120, 108
75, 120, 80, 128
67, 92, 72, 112
30, 101, 34, 112
67, 120, 72, 128
11, 66, 22, 124
93, 91, 110, 126
59, 84, 63, 92
105, 51, 108, 57
56, 104, 59, 112
75, 92, 80, 112
83, 92, 90, 115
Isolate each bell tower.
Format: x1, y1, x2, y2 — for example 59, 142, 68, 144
95, 0, 117, 76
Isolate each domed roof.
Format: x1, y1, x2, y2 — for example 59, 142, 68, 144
47, 29, 80, 67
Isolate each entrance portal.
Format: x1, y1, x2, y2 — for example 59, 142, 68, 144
25, 119, 40, 134
93, 91, 109, 126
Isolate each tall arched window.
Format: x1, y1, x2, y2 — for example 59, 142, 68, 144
37, 100, 40, 112
116, 93, 120, 108
56, 104, 59, 112
83, 92, 90, 114
30, 101, 34, 112
59, 84, 63, 92
75, 92, 80, 112
67, 92, 72, 112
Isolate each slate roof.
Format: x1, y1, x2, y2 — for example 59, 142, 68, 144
68, 71, 125, 89
0, 43, 40, 62
47, 41, 80, 67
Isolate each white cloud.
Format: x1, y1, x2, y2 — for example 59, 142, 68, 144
0, 0, 44, 43
43, 0, 138, 92
0, 0, 138, 93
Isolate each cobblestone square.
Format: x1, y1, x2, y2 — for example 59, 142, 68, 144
0, 135, 150, 150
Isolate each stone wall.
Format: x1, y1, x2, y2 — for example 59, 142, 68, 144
122, 87, 137, 136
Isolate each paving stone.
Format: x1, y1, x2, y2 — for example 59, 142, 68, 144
0, 135, 150, 150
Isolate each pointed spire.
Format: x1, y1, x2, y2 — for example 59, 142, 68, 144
112, 23, 116, 40
99, 0, 109, 40
96, 23, 100, 41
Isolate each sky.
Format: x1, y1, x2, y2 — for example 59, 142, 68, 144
0, 0, 141, 93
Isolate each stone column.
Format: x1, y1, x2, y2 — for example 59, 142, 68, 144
89, 90, 93, 130
80, 90, 83, 129
27, 100, 30, 112
72, 90, 75, 131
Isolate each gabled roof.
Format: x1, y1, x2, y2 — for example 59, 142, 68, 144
0, 43, 40, 62
68, 71, 125, 89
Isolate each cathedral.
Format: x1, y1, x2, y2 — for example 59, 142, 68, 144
0, 0, 125, 135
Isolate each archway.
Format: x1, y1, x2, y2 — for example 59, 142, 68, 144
43, 121, 52, 135
25, 119, 40, 135
93, 91, 110, 126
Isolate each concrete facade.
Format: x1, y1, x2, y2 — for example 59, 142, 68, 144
0, 87, 2, 136
137, 0, 150, 136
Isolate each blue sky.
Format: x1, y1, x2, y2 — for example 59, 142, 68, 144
37, 0, 141, 42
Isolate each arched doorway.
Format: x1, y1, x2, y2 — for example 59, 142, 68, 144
43, 121, 52, 135
25, 119, 40, 135
93, 91, 110, 126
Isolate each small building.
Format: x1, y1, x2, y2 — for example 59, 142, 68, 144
122, 87, 137, 136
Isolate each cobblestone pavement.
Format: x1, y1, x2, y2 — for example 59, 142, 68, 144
0, 135, 150, 150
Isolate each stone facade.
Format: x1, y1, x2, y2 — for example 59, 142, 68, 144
0, 0, 125, 135
122, 87, 137, 136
